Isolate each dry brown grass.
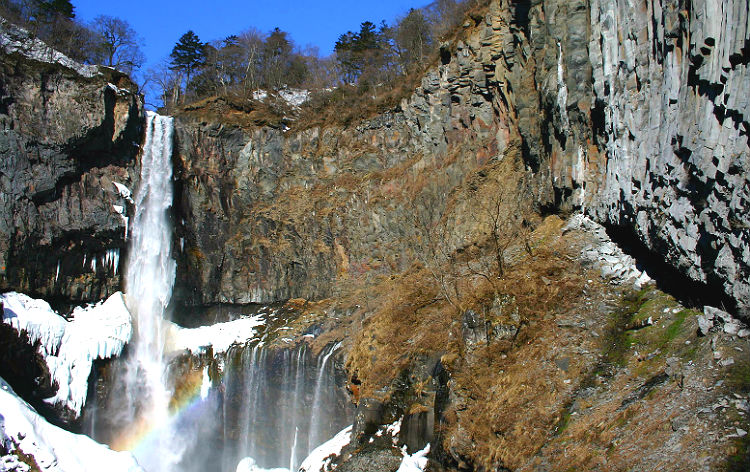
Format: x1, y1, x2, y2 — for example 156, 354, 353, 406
439, 224, 591, 470
176, 94, 289, 129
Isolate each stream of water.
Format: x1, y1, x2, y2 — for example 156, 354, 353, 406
86, 112, 351, 472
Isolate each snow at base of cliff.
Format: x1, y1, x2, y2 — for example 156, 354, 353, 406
298, 425, 352, 472
0, 377, 143, 472
235, 456, 290, 472
396, 445, 430, 472
0, 292, 132, 416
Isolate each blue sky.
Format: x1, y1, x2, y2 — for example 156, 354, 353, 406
73, 0, 429, 68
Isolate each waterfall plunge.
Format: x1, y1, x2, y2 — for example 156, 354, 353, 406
84, 112, 352, 472
122, 112, 179, 471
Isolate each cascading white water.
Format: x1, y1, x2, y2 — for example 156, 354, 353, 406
217, 342, 351, 472
307, 342, 341, 453
84, 111, 352, 472
123, 111, 178, 471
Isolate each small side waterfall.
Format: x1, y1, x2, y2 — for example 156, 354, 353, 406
308, 342, 341, 453
217, 342, 351, 472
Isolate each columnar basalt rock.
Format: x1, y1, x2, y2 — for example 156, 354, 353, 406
493, 0, 750, 314
0, 20, 143, 305
172, 51, 518, 305
174, 0, 750, 317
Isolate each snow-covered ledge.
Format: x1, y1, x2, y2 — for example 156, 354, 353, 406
0, 377, 143, 472
0, 17, 99, 77
1, 292, 132, 417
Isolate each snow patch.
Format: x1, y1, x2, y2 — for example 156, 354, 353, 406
0, 377, 143, 472
165, 315, 265, 356
1, 292, 133, 416
106, 83, 131, 96
0, 19, 98, 78
565, 214, 652, 289
235, 457, 289, 472
397, 444, 430, 472
252, 90, 268, 101
375, 418, 402, 446
298, 425, 352, 472
113, 182, 133, 202
1, 454, 31, 472
251, 88, 309, 107
278, 89, 310, 107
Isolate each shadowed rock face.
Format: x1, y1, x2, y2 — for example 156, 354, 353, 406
0, 21, 143, 307
173, 0, 750, 316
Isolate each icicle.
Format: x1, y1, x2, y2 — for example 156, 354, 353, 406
55, 260, 60, 283
556, 41, 570, 132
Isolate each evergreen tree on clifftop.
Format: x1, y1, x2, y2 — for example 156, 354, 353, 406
170, 30, 206, 83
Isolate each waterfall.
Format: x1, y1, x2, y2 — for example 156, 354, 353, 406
218, 342, 351, 472
289, 347, 306, 471
122, 111, 178, 471
307, 342, 341, 453
81, 111, 353, 472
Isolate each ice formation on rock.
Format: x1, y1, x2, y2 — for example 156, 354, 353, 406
165, 315, 265, 356
0, 292, 133, 416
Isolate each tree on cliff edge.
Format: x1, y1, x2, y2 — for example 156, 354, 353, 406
91, 15, 144, 74
170, 30, 206, 85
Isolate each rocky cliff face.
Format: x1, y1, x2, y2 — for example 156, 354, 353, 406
0, 19, 143, 306
174, 0, 749, 317
498, 0, 750, 314
172, 68, 516, 305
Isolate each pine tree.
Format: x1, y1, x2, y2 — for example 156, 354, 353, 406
334, 21, 388, 84
169, 30, 206, 84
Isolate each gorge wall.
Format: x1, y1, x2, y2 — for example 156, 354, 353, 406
0, 19, 143, 307
0, 1, 748, 471
173, 0, 750, 316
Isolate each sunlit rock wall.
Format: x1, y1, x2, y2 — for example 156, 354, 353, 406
0, 19, 143, 305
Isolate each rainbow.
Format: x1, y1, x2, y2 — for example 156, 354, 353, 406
111, 367, 212, 454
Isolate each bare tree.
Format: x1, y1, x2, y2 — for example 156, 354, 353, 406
394, 8, 433, 72
237, 28, 264, 96
145, 60, 180, 110
428, 0, 462, 39
91, 15, 144, 74
410, 176, 467, 311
